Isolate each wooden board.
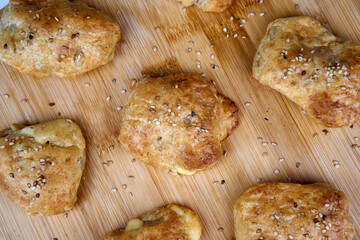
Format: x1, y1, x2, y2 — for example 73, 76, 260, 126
0, 0, 359, 239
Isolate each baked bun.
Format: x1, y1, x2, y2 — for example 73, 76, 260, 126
234, 182, 355, 240
253, 16, 360, 127
0, 0, 121, 78
118, 73, 238, 175
178, 0, 233, 12
0, 119, 86, 216
104, 204, 201, 240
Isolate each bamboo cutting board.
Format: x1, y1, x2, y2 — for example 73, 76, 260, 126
0, 0, 359, 239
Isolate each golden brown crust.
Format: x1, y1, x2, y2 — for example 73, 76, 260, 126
104, 204, 202, 240
0, 119, 86, 216
234, 182, 355, 240
118, 74, 239, 175
0, 0, 121, 78
253, 16, 360, 128
178, 0, 233, 12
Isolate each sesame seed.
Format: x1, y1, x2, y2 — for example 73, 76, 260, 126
122, 184, 127, 189
188, 40, 194, 44
84, 82, 90, 87
223, 27, 227, 32
279, 158, 285, 162
260, 0, 264, 3
274, 232, 278, 236
86, 16, 91, 19
257, 178, 262, 182
240, 18, 247, 23
152, 46, 158, 51
242, 35, 247, 39
335, 164, 341, 168
120, 89, 126, 93
54, 17, 59, 21
200, 73, 206, 77
325, 204, 330, 207
155, 121, 160, 125
239, 23, 245, 27
271, 142, 277, 146
262, 142, 268, 146
8, 142, 14, 146
188, 48, 192, 52
196, 51, 201, 55
111, 188, 117, 192
175, 84, 179, 88
244, 102, 251, 106
259, 12, 265, 16
196, 63, 201, 69
182, 7, 186, 11
9, 173, 14, 178
248, 12, 255, 17
3, 94, 10, 98
116, 106, 123, 111
103, 162, 108, 167
0, 146, 4, 149
106, 96, 111, 101
274, 169, 280, 174
234, 33, 238, 38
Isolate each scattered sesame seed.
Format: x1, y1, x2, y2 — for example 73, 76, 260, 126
152, 46, 158, 51
260, 0, 264, 3
9, 173, 14, 178
86, 16, 91, 19
120, 89, 126, 93
9, 142, 14, 146
259, 12, 265, 16
196, 51, 201, 55
210, 43, 215, 48
248, 12, 255, 17
262, 142, 268, 146
106, 96, 111, 101
182, 7, 186, 11
244, 102, 251, 106
155, 121, 160, 125
257, 178, 262, 182
20, 99, 27, 103
3, 94, 10, 98
116, 106, 123, 111
279, 158, 285, 162
223, 27, 227, 32
274, 169, 280, 174
122, 184, 127, 189
234, 33, 238, 38
325, 204, 330, 207
239, 23, 245, 27
240, 18, 247, 23
188, 48, 192, 52
103, 162, 108, 167
54, 17, 59, 21
111, 188, 117, 192
84, 82, 90, 87
242, 35, 247, 39
0, 146, 4, 149
271, 142, 277, 146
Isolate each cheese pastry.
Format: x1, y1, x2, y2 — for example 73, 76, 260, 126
253, 16, 360, 127
178, 0, 233, 12
118, 73, 239, 175
0, 0, 121, 78
234, 182, 355, 240
0, 119, 86, 216
104, 204, 201, 240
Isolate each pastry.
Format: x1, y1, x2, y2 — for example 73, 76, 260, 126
0, 0, 121, 78
234, 182, 355, 240
0, 119, 86, 216
118, 73, 239, 175
178, 0, 233, 12
253, 16, 360, 127
104, 204, 202, 240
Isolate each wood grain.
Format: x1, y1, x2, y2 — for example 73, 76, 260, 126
0, 0, 359, 239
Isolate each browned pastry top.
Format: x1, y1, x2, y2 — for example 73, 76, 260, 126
118, 73, 238, 175
0, 119, 86, 216
234, 182, 355, 240
253, 16, 360, 127
104, 204, 202, 240
0, 0, 121, 78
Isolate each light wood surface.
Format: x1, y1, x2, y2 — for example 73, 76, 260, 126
0, 0, 359, 239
